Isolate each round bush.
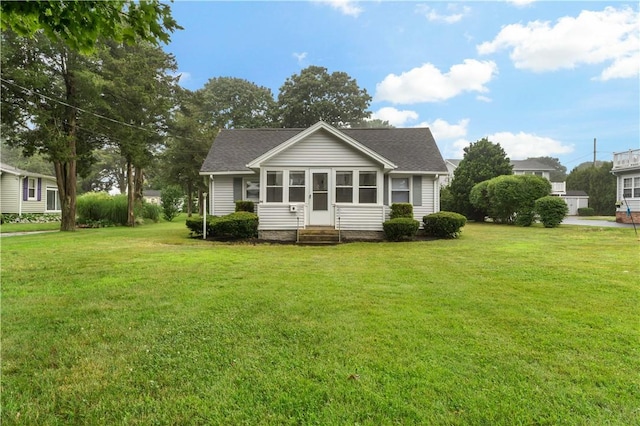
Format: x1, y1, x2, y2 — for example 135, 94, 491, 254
535, 196, 568, 228
423, 211, 467, 239
383, 217, 420, 241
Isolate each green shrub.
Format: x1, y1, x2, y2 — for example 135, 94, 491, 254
383, 217, 420, 241
577, 207, 595, 216
161, 185, 183, 222
76, 192, 128, 226
235, 200, 255, 213
535, 196, 568, 228
143, 202, 161, 223
389, 203, 413, 219
0, 213, 61, 224
186, 212, 259, 240
423, 211, 467, 239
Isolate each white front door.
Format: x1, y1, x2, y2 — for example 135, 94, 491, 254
309, 169, 331, 226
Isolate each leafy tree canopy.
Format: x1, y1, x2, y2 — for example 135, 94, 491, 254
566, 162, 616, 215
1, 0, 181, 53
277, 66, 372, 128
200, 77, 277, 129
449, 138, 512, 221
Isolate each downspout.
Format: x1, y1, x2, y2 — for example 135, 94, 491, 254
434, 174, 439, 212
18, 175, 23, 215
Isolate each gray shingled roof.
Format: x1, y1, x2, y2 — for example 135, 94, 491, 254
201, 127, 447, 174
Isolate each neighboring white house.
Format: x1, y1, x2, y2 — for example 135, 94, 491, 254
200, 121, 448, 241
0, 163, 60, 215
143, 190, 161, 205
611, 148, 640, 224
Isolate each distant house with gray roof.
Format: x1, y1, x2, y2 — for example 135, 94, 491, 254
200, 121, 448, 240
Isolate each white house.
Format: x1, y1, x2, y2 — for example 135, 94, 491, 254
611, 148, 640, 224
200, 121, 448, 241
0, 163, 60, 215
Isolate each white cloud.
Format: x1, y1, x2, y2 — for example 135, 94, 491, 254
476, 95, 492, 103
416, 118, 470, 141
416, 4, 470, 24
487, 131, 574, 159
316, 0, 363, 17
371, 107, 418, 127
477, 6, 640, 80
375, 60, 498, 104
505, 0, 536, 6
293, 52, 308, 65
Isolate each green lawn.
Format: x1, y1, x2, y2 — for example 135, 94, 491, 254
2, 220, 638, 425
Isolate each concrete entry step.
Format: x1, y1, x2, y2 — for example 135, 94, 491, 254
297, 227, 340, 244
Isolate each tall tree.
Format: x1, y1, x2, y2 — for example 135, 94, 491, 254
97, 40, 178, 226
449, 138, 513, 221
277, 66, 372, 128
161, 88, 215, 216
1, 31, 101, 230
1, 0, 180, 53
566, 162, 616, 215
527, 156, 567, 181
0, 1, 179, 230
200, 77, 277, 129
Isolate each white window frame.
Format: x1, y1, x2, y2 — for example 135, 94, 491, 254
243, 178, 260, 202
634, 177, 640, 198
288, 170, 306, 203
27, 177, 37, 200
357, 170, 378, 204
623, 178, 632, 198
265, 170, 284, 203
335, 170, 354, 204
391, 176, 411, 204
46, 186, 61, 212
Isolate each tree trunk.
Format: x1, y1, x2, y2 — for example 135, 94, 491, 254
55, 160, 77, 231
127, 160, 135, 227
134, 166, 144, 203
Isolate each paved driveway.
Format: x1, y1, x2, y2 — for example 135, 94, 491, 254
561, 217, 636, 228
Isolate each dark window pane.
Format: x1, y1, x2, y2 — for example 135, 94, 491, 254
359, 188, 377, 203
336, 187, 353, 203
336, 171, 353, 186
289, 187, 305, 202
359, 171, 376, 187
313, 192, 328, 210
267, 187, 283, 202
289, 172, 305, 186
392, 191, 410, 203
313, 173, 328, 191
267, 171, 282, 186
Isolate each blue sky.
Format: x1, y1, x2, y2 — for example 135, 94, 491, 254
163, 1, 639, 170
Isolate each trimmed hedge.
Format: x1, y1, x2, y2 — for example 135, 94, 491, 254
389, 203, 413, 219
577, 207, 595, 216
186, 212, 258, 240
535, 196, 568, 228
383, 217, 420, 241
235, 200, 255, 213
423, 211, 467, 239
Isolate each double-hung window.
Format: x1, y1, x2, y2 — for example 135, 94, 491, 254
27, 178, 36, 200
635, 177, 640, 198
266, 171, 283, 202
289, 171, 306, 202
244, 179, 260, 202
335, 171, 353, 203
623, 178, 632, 198
391, 178, 410, 203
359, 171, 377, 204
46, 187, 61, 211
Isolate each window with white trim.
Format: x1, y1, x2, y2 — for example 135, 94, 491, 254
391, 177, 410, 203
633, 177, 640, 198
28, 178, 37, 200
335, 171, 353, 203
358, 171, 377, 204
289, 171, 305, 202
46, 187, 61, 211
244, 178, 260, 202
266, 171, 283, 202
623, 178, 632, 198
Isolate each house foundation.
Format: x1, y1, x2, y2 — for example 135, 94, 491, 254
616, 211, 640, 224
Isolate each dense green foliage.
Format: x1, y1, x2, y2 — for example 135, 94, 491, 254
448, 138, 513, 221
0, 0, 180, 53
143, 203, 162, 223
235, 200, 255, 213
277, 66, 372, 128
527, 156, 567, 181
0, 213, 61, 224
187, 212, 259, 239
566, 162, 616, 215
471, 175, 551, 226
382, 217, 420, 241
535, 196, 569, 228
76, 192, 129, 226
161, 185, 184, 222
578, 207, 595, 216
423, 211, 467, 239
389, 203, 414, 219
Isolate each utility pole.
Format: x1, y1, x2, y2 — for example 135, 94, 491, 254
593, 137, 597, 167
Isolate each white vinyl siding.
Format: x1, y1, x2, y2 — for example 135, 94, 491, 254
212, 175, 236, 216
264, 130, 377, 168
336, 205, 385, 231
258, 204, 305, 230
0, 174, 21, 214
413, 177, 437, 222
